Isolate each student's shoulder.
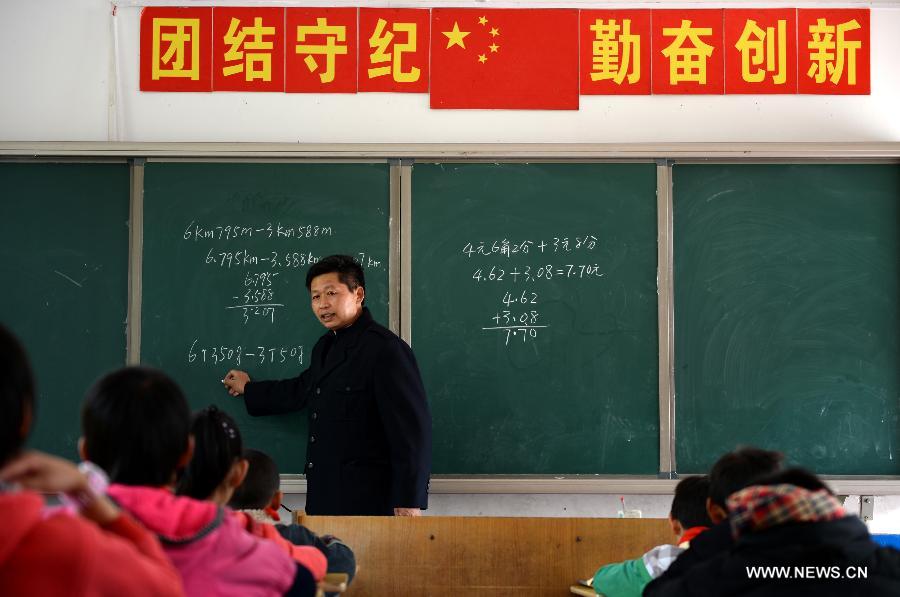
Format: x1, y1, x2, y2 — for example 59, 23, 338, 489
870, 544, 900, 579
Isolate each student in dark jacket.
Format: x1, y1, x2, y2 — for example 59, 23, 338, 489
223, 255, 432, 516
645, 446, 784, 596
645, 467, 900, 597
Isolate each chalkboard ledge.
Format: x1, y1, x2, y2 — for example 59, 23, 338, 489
280, 475, 900, 495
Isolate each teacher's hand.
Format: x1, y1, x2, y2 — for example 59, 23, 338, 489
223, 370, 250, 396
394, 507, 422, 517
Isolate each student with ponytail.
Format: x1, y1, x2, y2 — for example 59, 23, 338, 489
81, 367, 317, 597
176, 406, 327, 583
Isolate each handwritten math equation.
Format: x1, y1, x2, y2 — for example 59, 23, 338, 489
462, 235, 598, 259
464, 233, 603, 346
188, 338, 304, 367
482, 290, 548, 346
180, 219, 383, 366
183, 221, 334, 242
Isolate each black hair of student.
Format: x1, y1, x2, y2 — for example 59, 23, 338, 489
670, 475, 713, 529
708, 446, 785, 509
228, 448, 280, 510
0, 325, 36, 468
749, 467, 833, 495
176, 405, 243, 500
82, 367, 191, 486
304, 254, 365, 297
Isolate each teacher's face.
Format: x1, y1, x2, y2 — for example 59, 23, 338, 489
309, 272, 364, 330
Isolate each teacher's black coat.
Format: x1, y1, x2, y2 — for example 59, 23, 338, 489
243, 308, 431, 515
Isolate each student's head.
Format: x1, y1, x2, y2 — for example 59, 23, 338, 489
0, 325, 35, 468
669, 475, 713, 536
176, 405, 247, 505
707, 446, 784, 523
228, 448, 282, 511
80, 366, 192, 487
747, 467, 833, 495
305, 254, 366, 330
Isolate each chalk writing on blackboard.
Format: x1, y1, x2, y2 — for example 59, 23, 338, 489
183, 221, 334, 242
461, 235, 598, 258
464, 235, 603, 346
187, 339, 304, 367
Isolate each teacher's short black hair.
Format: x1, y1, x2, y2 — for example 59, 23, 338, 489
229, 448, 280, 510
0, 324, 35, 467
81, 366, 191, 487
305, 254, 365, 295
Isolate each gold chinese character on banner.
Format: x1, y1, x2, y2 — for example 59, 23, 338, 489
807, 18, 861, 85
222, 17, 276, 81
296, 17, 347, 84
368, 18, 420, 83
734, 19, 787, 84
152, 18, 200, 80
589, 19, 640, 84
661, 19, 714, 84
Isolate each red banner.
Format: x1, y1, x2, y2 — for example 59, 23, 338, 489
580, 10, 651, 95
652, 10, 724, 94
359, 8, 430, 93
798, 9, 870, 94
213, 7, 285, 92
725, 9, 798, 94
140, 7, 212, 92
138, 6, 872, 100
286, 8, 357, 93
430, 9, 579, 109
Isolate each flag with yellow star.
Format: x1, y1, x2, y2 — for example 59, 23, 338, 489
430, 8, 579, 109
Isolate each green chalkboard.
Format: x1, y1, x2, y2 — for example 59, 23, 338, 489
675, 164, 900, 475
412, 163, 659, 474
141, 162, 390, 474
0, 162, 130, 458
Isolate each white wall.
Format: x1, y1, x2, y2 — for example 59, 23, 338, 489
2, 1, 899, 142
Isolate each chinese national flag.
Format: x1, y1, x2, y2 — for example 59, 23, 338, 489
798, 9, 870, 95
430, 9, 579, 109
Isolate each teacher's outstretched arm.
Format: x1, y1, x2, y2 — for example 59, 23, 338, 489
223, 368, 312, 416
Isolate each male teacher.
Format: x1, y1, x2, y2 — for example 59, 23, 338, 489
223, 254, 431, 516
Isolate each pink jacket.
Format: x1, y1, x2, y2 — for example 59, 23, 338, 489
233, 511, 326, 581
108, 484, 297, 597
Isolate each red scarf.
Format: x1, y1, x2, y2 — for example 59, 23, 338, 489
677, 525, 708, 546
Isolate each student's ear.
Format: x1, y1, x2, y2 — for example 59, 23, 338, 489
77, 437, 88, 461
228, 458, 249, 489
176, 436, 195, 470
269, 489, 284, 512
706, 497, 727, 524
668, 513, 684, 538
355, 285, 365, 305
20, 401, 32, 439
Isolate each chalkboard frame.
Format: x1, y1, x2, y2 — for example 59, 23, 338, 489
3, 143, 900, 493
